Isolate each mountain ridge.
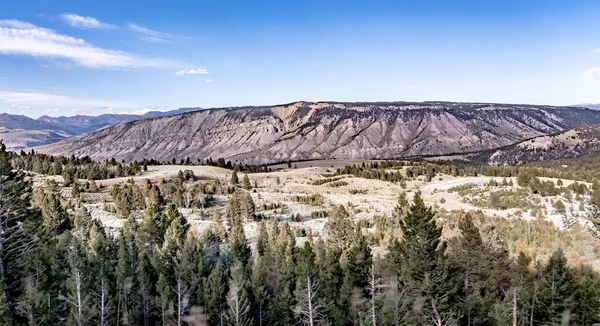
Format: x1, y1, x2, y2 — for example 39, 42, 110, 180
34, 101, 600, 164
0, 107, 204, 150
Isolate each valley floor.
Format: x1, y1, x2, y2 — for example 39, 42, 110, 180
32, 161, 600, 270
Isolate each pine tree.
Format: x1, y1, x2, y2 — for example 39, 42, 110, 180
71, 181, 81, 200
572, 265, 600, 325
252, 254, 269, 326
88, 223, 115, 326
389, 191, 457, 324
231, 169, 239, 185
156, 273, 172, 325
138, 203, 163, 248
326, 205, 354, 251
161, 207, 190, 278
256, 221, 268, 256
15, 276, 48, 326
449, 213, 491, 325
0, 142, 39, 322
536, 249, 577, 325
205, 260, 227, 326
345, 227, 372, 295
177, 233, 204, 307
240, 191, 256, 221
229, 215, 251, 266
138, 250, 155, 326
243, 174, 251, 190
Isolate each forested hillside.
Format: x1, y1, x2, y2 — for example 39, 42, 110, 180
2, 144, 600, 325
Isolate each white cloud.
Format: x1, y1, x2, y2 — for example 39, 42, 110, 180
0, 91, 141, 110
0, 19, 177, 68
590, 49, 600, 54
127, 23, 184, 42
583, 67, 600, 85
0, 20, 39, 29
205, 79, 213, 83
61, 14, 115, 29
175, 68, 209, 75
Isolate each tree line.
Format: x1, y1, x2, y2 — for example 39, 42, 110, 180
2, 142, 600, 325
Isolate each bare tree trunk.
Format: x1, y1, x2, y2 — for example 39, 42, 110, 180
142, 294, 149, 326
529, 280, 538, 326
513, 287, 518, 326
100, 278, 107, 326
307, 274, 314, 326
123, 291, 129, 326
370, 266, 377, 326
73, 270, 83, 326
178, 277, 182, 326
116, 285, 121, 326
431, 298, 442, 326
176, 276, 188, 326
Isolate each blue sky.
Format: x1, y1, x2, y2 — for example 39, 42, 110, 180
2, 0, 600, 118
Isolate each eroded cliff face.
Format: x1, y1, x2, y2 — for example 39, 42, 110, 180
35, 101, 600, 164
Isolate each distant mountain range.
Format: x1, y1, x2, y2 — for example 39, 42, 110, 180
33, 101, 600, 164
576, 103, 600, 110
0, 107, 202, 150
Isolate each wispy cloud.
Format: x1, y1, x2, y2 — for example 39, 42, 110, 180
175, 68, 209, 75
583, 67, 600, 85
0, 19, 178, 68
61, 14, 116, 30
127, 23, 185, 42
0, 91, 141, 110
205, 79, 213, 83
590, 49, 600, 54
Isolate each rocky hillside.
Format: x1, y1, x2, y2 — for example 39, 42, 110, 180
487, 124, 600, 165
35, 101, 600, 164
0, 108, 202, 150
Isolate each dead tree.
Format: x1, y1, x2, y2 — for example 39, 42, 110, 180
63, 270, 85, 326
369, 264, 381, 326
295, 271, 322, 326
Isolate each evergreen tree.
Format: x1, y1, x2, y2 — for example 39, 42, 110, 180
205, 260, 227, 326
156, 273, 172, 325
256, 221, 268, 256
252, 254, 269, 326
138, 250, 156, 326
0, 142, 40, 323
572, 265, 600, 325
242, 174, 251, 190
535, 249, 577, 325
161, 207, 190, 277
326, 205, 354, 251
231, 169, 239, 185
177, 233, 204, 308
389, 192, 457, 324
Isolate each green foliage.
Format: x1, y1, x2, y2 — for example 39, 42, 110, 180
242, 174, 251, 190
326, 205, 355, 251
389, 191, 458, 324
231, 169, 239, 185
5, 146, 600, 326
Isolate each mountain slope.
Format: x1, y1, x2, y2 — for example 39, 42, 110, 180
0, 108, 203, 150
34, 101, 600, 164
487, 124, 600, 165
